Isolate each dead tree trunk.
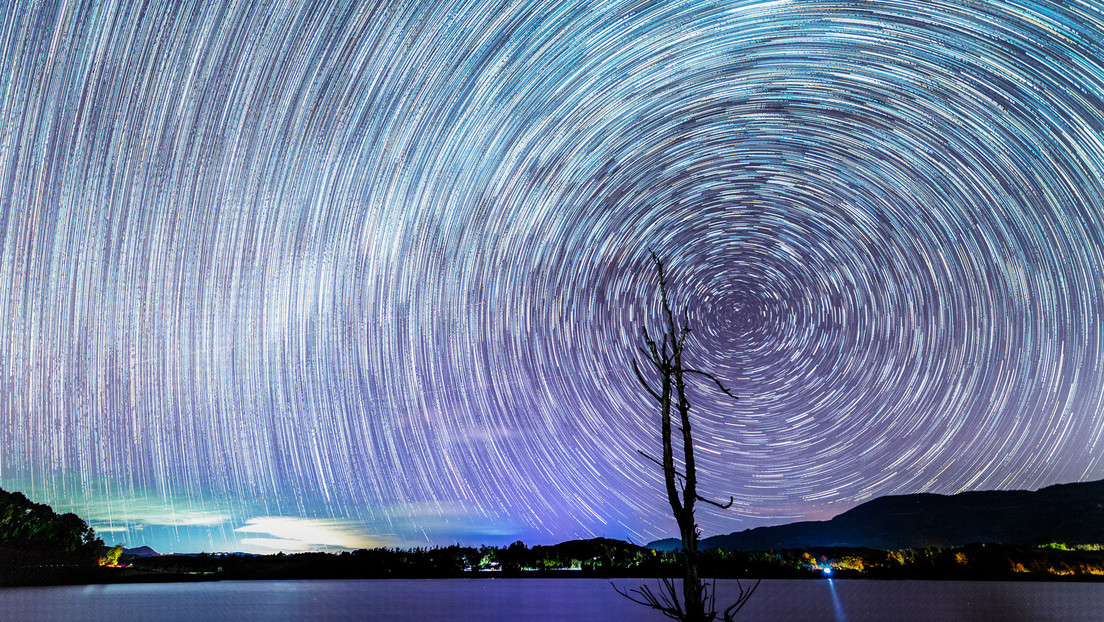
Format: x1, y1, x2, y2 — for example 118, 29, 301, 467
616, 252, 758, 622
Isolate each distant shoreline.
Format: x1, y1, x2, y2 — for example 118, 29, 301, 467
8, 539, 1104, 588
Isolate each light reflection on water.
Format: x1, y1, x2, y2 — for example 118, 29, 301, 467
0, 578, 1101, 621
826, 578, 847, 622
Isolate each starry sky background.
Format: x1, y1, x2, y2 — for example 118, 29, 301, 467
2, 0, 1104, 554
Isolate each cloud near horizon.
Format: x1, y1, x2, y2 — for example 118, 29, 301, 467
234, 517, 383, 552
66, 497, 232, 529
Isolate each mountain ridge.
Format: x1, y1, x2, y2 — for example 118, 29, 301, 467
122, 545, 161, 557
648, 478, 1104, 551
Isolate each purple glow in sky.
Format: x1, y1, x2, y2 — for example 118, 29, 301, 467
2, 0, 1104, 553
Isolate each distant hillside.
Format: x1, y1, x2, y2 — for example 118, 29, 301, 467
123, 545, 160, 557
531, 537, 650, 567
650, 479, 1104, 551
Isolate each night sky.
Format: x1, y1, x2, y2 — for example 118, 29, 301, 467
3, 0, 1104, 554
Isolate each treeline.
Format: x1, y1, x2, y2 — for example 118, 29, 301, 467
128, 538, 668, 580
125, 539, 1104, 582
0, 486, 105, 585
745, 543, 1104, 580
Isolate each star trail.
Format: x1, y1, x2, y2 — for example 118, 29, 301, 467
2, 0, 1104, 553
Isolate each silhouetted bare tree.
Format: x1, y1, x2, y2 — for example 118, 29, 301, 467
615, 252, 758, 622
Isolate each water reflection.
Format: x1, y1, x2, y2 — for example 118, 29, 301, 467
1, 579, 1103, 621
826, 578, 848, 622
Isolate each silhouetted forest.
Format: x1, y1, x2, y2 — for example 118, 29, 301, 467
0, 486, 104, 585
124, 539, 1104, 583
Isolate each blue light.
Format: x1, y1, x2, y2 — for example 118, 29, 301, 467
822, 567, 833, 576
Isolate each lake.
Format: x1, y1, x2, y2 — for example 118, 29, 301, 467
1, 578, 1101, 621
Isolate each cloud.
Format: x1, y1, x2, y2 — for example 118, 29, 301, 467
360, 501, 525, 545
67, 497, 231, 528
237, 537, 314, 552
0, 474, 230, 530
90, 525, 130, 533
234, 517, 381, 551
80, 501, 232, 525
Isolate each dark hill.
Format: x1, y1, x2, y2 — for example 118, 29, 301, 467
537, 537, 649, 557
650, 479, 1104, 551
123, 545, 161, 557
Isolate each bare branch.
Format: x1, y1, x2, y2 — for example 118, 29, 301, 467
611, 579, 686, 621
611, 582, 661, 610
722, 579, 761, 622
642, 326, 663, 364
703, 579, 716, 621
638, 347, 662, 369
677, 306, 692, 349
676, 331, 690, 353
637, 450, 687, 481
696, 494, 735, 510
684, 368, 738, 401
632, 359, 662, 402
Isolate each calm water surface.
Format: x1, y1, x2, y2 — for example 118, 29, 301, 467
1, 578, 1101, 621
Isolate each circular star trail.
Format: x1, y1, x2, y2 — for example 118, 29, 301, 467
2, 0, 1104, 551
